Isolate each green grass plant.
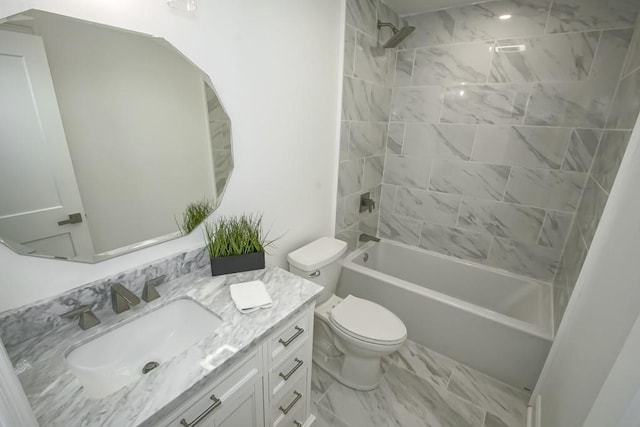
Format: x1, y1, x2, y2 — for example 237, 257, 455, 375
179, 199, 215, 235
205, 214, 275, 258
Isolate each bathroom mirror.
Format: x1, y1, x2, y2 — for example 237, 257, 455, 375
0, 10, 233, 263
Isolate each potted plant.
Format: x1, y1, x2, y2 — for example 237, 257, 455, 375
178, 199, 215, 235
205, 214, 274, 276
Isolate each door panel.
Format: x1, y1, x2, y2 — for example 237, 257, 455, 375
0, 29, 94, 259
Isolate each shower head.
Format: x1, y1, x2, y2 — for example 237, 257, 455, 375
377, 20, 415, 49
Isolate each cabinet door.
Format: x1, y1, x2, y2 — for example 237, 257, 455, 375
170, 379, 262, 427
214, 379, 261, 427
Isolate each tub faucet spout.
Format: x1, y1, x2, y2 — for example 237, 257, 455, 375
359, 233, 380, 243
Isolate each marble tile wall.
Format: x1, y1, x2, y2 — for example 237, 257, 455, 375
336, 0, 400, 249
371, 0, 640, 284
553, 12, 640, 331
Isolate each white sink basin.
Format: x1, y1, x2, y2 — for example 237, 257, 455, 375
66, 298, 223, 398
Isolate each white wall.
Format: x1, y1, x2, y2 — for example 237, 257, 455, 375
583, 309, 640, 427
0, 0, 344, 311
34, 11, 216, 254
530, 116, 640, 426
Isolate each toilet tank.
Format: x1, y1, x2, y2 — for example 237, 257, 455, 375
287, 237, 348, 304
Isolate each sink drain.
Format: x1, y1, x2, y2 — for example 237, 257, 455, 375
142, 361, 160, 374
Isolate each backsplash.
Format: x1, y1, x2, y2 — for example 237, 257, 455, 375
336, 0, 640, 283
0, 246, 209, 347
553, 11, 640, 331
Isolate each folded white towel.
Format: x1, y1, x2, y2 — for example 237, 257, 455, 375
229, 280, 273, 314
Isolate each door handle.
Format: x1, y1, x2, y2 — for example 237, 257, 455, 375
58, 213, 83, 226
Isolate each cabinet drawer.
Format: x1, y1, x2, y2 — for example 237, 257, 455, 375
275, 399, 306, 427
268, 310, 310, 366
270, 373, 307, 427
269, 338, 309, 400
165, 350, 260, 427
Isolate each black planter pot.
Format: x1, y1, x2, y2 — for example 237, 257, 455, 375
209, 251, 265, 276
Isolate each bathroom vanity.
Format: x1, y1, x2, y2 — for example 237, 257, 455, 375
0, 248, 322, 427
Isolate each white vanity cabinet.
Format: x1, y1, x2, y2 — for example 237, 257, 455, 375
159, 305, 315, 427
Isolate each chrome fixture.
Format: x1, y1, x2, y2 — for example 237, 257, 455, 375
61, 305, 100, 330
377, 20, 415, 48
111, 283, 141, 314
359, 233, 380, 243
359, 192, 376, 213
142, 361, 160, 374
142, 275, 166, 302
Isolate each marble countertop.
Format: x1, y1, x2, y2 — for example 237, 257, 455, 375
4, 265, 322, 427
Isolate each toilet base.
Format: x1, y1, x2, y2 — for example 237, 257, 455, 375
312, 346, 382, 391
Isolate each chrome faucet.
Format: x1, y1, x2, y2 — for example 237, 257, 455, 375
61, 305, 100, 330
359, 233, 380, 243
359, 192, 376, 213
111, 283, 141, 314
142, 275, 166, 302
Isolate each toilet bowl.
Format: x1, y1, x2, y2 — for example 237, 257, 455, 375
288, 237, 407, 390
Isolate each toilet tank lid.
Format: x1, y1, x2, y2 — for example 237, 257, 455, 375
287, 237, 348, 271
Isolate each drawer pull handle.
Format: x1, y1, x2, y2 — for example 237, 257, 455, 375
179, 394, 222, 427
279, 326, 304, 347
279, 358, 304, 380
279, 390, 302, 415
294, 422, 302, 427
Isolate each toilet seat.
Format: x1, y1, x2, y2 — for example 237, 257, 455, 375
329, 295, 407, 346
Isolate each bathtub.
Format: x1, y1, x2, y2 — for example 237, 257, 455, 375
336, 239, 553, 391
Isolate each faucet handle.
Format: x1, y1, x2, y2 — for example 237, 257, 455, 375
111, 283, 141, 314
359, 192, 376, 213
142, 275, 166, 302
61, 305, 100, 330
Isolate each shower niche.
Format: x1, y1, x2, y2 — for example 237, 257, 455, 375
0, 10, 233, 263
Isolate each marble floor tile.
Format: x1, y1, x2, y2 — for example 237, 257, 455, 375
312, 404, 350, 427
381, 340, 458, 388
312, 339, 533, 427
317, 363, 485, 427
311, 364, 336, 404
484, 412, 510, 427
447, 365, 530, 427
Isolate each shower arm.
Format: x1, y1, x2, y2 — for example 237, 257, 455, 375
377, 20, 399, 34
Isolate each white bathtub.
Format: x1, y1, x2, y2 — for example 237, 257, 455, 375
337, 239, 553, 390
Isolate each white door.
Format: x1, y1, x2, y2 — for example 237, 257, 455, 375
0, 29, 94, 260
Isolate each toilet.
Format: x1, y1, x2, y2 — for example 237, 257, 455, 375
287, 237, 407, 390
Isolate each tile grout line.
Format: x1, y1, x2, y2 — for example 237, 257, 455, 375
535, 211, 548, 246
558, 128, 577, 171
